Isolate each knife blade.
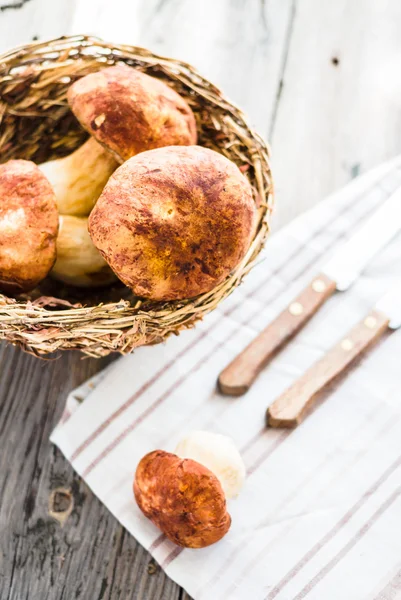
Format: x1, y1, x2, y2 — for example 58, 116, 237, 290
375, 281, 401, 329
266, 282, 401, 428
218, 186, 401, 396
321, 188, 401, 290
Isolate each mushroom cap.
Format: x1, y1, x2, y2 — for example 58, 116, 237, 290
134, 450, 231, 548
88, 145, 255, 301
68, 65, 197, 162
0, 160, 58, 294
175, 431, 246, 499
51, 215, 117, 288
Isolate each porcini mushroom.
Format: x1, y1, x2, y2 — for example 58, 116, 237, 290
39, 139, 118, 217
134, 450, 231, 548
89, 145, 256, 301
0, 160, 58, 294
68, 64, 197, 162
175, 431, 245, 499
51, 215, 117, 288
40, 64, 197, 216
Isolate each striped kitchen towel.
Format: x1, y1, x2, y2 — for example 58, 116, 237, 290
51, 156, 401, 600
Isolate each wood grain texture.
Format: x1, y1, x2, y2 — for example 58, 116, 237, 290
266, 310, 390, 428
271, 0, 401, 229
1, 0, 401, 598
218, 273, 336, 396
0, 0, 74, 51
0, 344, 183, 600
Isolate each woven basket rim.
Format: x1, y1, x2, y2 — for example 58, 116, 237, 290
0, 34, 274, 357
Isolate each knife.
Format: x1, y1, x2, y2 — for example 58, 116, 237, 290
266, 282, 401, 427
218, 186, 401, 396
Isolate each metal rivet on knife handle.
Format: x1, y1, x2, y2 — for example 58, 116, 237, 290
312, 278, 327, 293
289, 302, 304, 316
218, 273, 337, 396
341, 338, 354, 351
364, 316, 377, 329
266, 309, 390, 428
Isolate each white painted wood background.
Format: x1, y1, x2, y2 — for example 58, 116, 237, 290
1, 2, 401, 599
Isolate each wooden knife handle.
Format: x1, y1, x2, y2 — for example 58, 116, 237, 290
266, 309, 390, 428
218, 273, 336, 396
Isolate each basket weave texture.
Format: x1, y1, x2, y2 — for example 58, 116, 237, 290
0, 35, 274, 358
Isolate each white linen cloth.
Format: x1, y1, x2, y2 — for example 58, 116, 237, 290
51, 156, 401, 600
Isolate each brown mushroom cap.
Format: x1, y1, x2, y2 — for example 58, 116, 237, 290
88, 145, 256, 301
67, 65, 197, 162
0, 160, 58, 294
134, 450, 231, 548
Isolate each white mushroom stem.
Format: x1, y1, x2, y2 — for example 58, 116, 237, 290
175, 431, 246, 499
51, 215, 117, 288
39, 138, 118, 216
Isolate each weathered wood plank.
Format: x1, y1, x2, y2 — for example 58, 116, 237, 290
0, 344, 183, 600
0, 0, 76, 52
271, 0, 401, 228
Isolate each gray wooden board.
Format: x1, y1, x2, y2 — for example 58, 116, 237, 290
0, 0, 401, 598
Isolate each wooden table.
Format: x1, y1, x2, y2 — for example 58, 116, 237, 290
1, 1, 400, 598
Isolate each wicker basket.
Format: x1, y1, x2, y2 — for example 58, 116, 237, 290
0, 34, 274, 358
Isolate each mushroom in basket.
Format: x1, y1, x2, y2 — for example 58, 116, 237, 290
50, 215, 117, 288
134, 431, 245, 548
89, 145, 256, 301
0, 160, 58, 294
39, 64, 197, 216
